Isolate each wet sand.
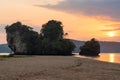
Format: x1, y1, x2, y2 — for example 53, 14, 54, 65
0, 56, 120, 80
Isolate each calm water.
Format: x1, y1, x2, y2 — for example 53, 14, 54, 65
74, 53, 120, 64
0, 53, 11, 56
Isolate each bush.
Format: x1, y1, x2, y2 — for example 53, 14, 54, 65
79, 38, 100, 56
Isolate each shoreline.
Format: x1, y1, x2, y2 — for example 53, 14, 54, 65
0, 56, 120, 80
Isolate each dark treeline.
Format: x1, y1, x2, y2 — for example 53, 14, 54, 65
5, 20, 100, 56
5, 20, 75, 55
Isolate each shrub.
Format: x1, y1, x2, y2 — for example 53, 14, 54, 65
79, 38, 100, 56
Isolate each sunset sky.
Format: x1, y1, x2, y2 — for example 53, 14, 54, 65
0, 0, 120, 44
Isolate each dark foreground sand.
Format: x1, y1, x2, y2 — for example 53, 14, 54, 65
0, 56, 120, 80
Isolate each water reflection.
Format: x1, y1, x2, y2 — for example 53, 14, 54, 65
109, 54, 114, 63
0, 53, 11, 56
95, 53, 120, 63
74, 53, 120, 63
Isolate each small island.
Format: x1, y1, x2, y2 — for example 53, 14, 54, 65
5, 20, 75, 55
79, 38, 100, 56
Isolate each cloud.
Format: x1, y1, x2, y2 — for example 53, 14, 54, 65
34, 0, 65, 6
101, 23, 120, 31
106, 24, 120, 28
35, 0, 120, 21
101, 28, 120, 32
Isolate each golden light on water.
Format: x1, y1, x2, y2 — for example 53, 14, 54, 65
75, 53, 120, 63
109, 54, 115, 63
95, 54, 116, 63
95, 53, 120, 63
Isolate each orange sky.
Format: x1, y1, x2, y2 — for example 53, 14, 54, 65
0, 0, 120, 44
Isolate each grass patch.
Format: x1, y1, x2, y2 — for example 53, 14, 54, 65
0, 54, 14, 58
0, 54, 34, 59
13, 55, 34, 58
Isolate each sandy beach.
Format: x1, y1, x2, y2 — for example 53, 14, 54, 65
0, 56, 120, 80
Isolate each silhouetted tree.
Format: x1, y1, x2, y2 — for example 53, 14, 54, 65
49, 39, 75, 55
79, 38, 100, 56
40, 20, 75, 55
41, 20, 64, 41
59, 39, 75, 55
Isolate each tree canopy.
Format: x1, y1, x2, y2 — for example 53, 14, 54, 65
5, 20, 75, 55
41, 20, 64, 41
79, 38, 100, 56
40, 20, 75, 55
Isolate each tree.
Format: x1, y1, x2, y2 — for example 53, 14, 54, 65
50, 39, 75, 55
79, 38, 100, 56
40, 20, 75, 55
41, 20, 64, 41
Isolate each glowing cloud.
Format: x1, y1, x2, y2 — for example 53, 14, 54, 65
36, 0, 65, 5
37, 0, 120, 21
107, 31, 116, 37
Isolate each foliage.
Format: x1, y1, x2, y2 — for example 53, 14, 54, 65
22, 30, 42, 54
41, 39, 75, 55
41, 20, 64, 41
79, 38, 100, 56
5, 22, 33, 33
5, 20, 75, 55
40, 20, 75, 55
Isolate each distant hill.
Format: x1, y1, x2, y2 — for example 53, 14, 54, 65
1, 40, 120, 53
0, 44, 11, 53
100, 41, 120, 53
72, 40, 120, 53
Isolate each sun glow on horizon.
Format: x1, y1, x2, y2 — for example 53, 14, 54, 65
0, 0, 120, 44
107, 31, 116, 37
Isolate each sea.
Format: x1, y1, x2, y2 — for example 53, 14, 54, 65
0, 53, 11, 56
74, 53, 120, 64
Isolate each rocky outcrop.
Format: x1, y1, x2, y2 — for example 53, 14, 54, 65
6, 31, 27, 54
5, 22, 27, 54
